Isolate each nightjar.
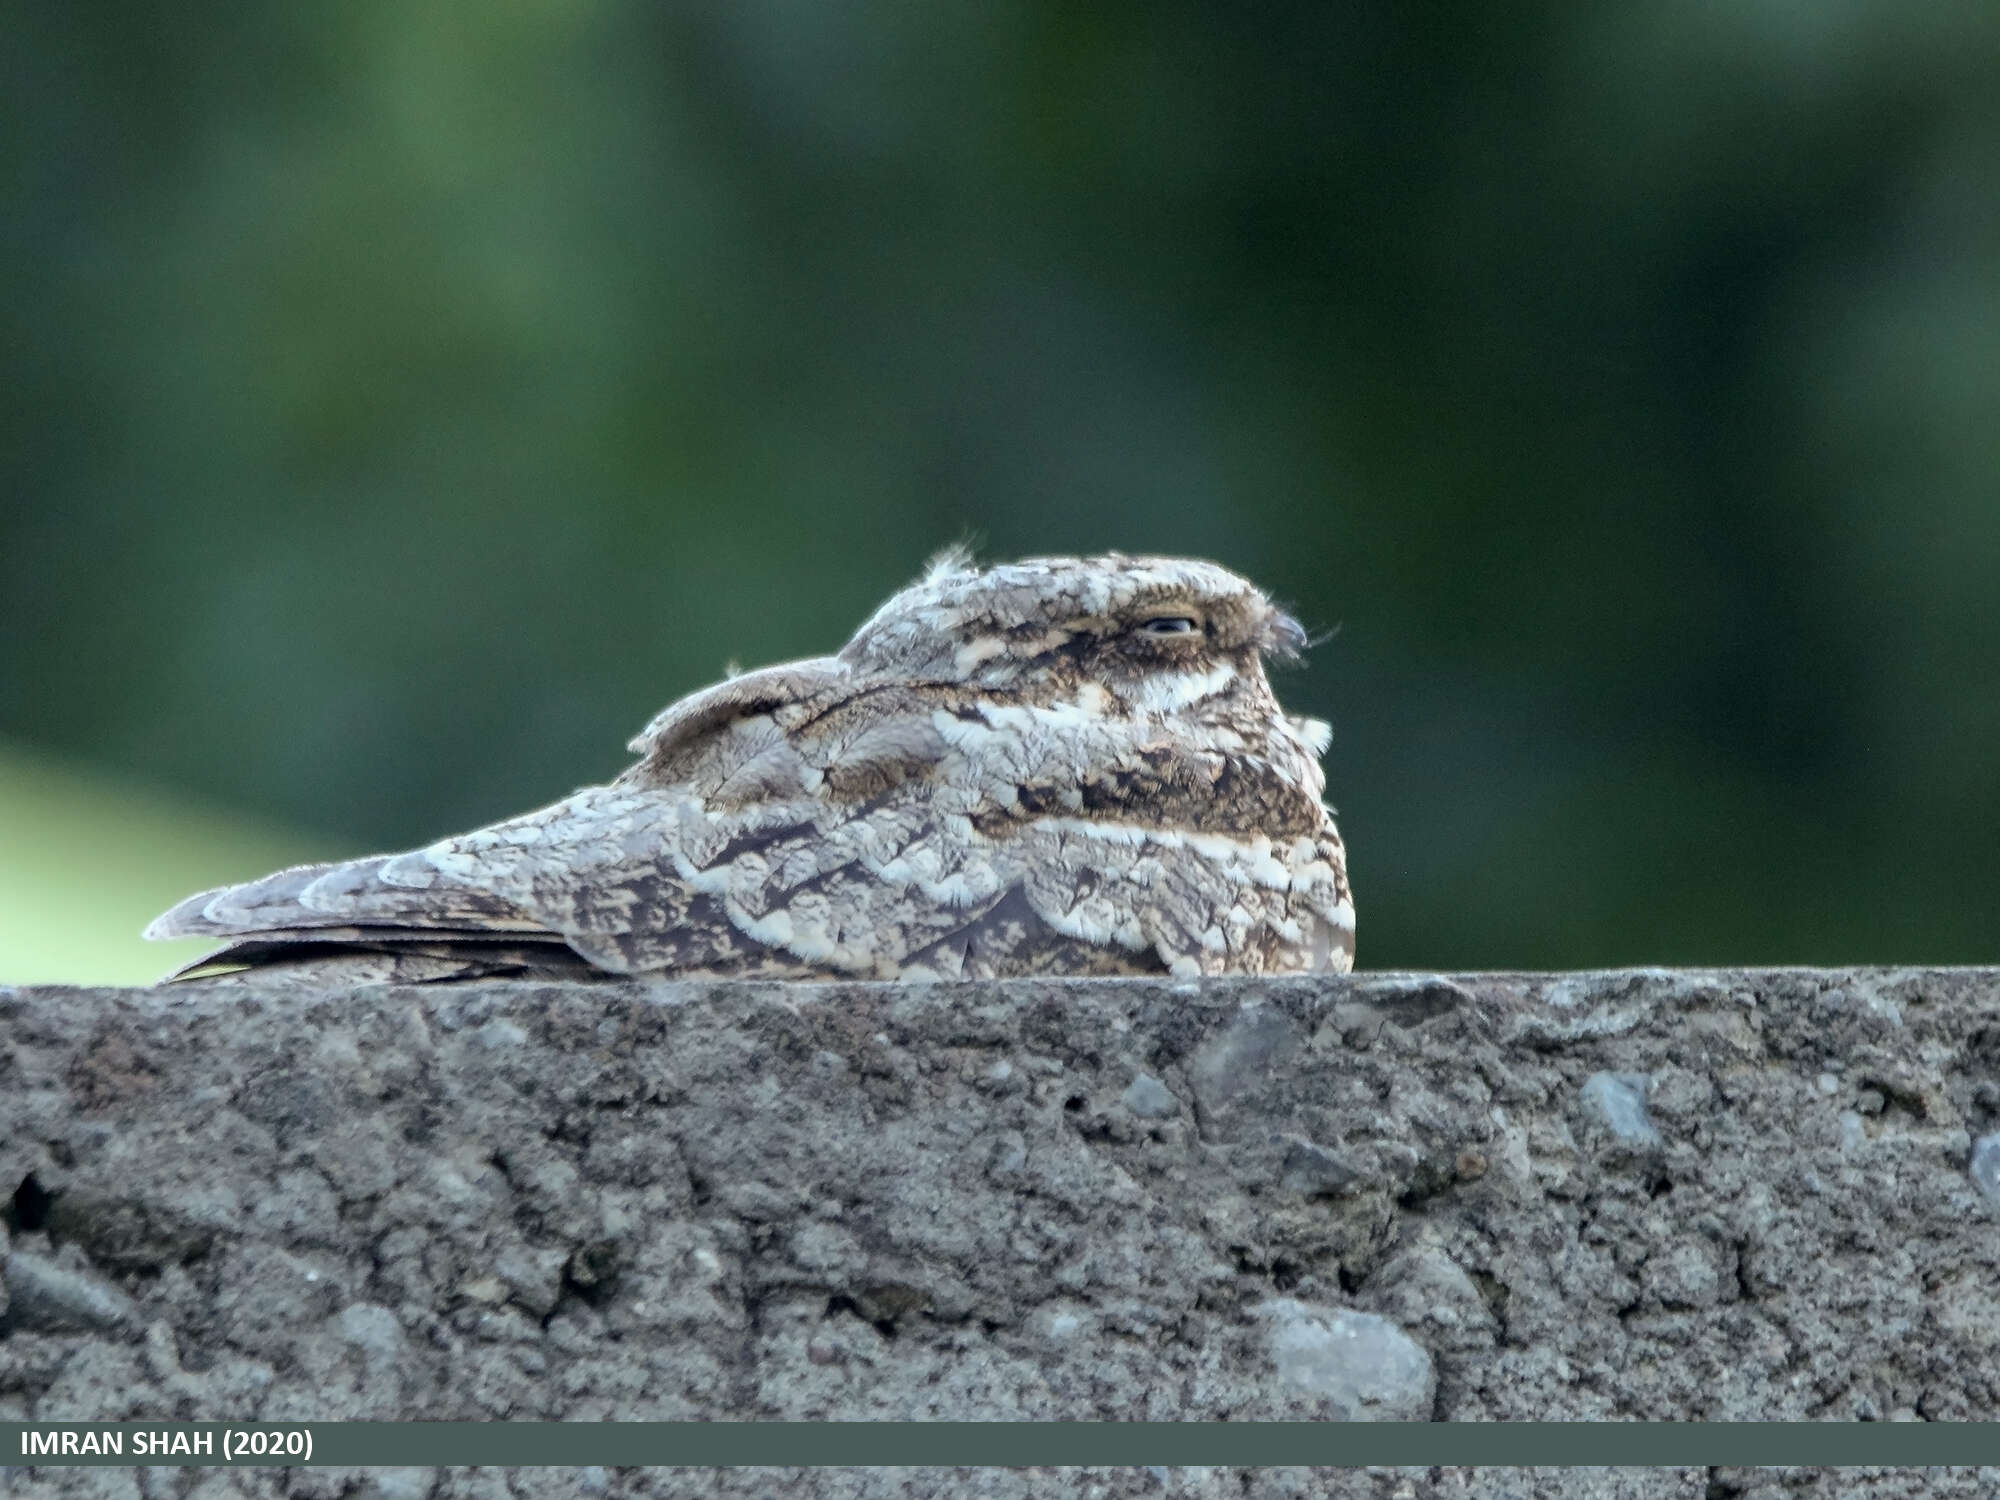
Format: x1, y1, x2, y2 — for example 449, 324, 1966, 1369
148, 550, 1354, 981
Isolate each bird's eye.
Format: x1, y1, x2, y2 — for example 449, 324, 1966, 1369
1137, 616, 1201, 636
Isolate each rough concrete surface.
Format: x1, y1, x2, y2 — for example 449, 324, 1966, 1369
3, 968, 1999, 1499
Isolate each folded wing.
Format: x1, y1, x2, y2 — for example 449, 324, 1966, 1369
148, 683, 1348, 979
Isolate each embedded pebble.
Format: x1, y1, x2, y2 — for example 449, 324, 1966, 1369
1120, 1073, 1180, 1119
985, 1130, 1028, 1179
1369, 1242, 1493, 1339
1580, 1071, 1660, 1147
337, 1303, 407, 1363
809, 1050, 850, 1080
2, 1248, 137, 1332
1255, 1299, 1435, 1420
1839, 1111, 1867, 1153
1191, 1004, 1299, 1115
1971, 1133, 2000, 1206
1031, 1301, 1095, 1342
1277, 1136, 1361, 1196
361, 1470, 436, 1500
1643, 1242, 1720, 1308
476, 1019, 529, 1049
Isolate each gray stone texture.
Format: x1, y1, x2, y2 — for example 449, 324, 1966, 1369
4, 967, 2000, 1499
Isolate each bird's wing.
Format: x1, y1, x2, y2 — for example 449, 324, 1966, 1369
144, 854, 550, 941
149, 779, 1019, 977
147, 681, 1350, 978
145, 674, 1019, 975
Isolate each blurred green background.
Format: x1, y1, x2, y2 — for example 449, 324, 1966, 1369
5, 3, 1997, 984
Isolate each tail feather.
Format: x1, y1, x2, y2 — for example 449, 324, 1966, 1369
165, 929, 601, 984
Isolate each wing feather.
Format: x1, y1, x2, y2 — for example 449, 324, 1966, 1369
148, 675, 1351, 980
144, 856, 544, 941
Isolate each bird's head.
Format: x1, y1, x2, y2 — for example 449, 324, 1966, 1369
840, 547, 1312, 720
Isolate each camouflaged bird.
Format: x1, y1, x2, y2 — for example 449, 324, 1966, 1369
148, 550, 1354, 982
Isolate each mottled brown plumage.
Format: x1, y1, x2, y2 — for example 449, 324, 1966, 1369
148, 550, 1354, 981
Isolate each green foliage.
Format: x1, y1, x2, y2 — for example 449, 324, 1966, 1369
4, 2, 1996, 977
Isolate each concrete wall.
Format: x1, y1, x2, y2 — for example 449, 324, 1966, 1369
4, 968, 1999, 1499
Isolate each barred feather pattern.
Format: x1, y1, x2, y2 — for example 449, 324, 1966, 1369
149, 552, 1354, 981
